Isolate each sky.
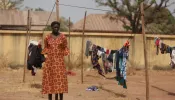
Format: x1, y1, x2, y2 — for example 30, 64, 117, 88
23, 0, 175, 23
23, 0, 110, 23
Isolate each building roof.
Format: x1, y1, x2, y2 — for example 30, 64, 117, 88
0, 10, 57, 30
71, 14, 131, 33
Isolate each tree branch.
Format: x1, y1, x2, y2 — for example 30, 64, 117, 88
156, 0, 164, 10
125, 0, 132, 13
144, 0, 154, 11
166, 2, 175, 7
164, 0, 169, 7
135, 7, 141, 32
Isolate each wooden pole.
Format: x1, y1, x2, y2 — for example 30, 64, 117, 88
23, 10, 31, 83
141, 2, 149, 100
81, 11, 87, 84
56, 0, 59, 21
68, 17, 71, 70
29, 17, 32, 40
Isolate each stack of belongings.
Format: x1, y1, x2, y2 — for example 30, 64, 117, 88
85, 40, 130, 89
27, 40, 45, 76
154, 37, 175, 68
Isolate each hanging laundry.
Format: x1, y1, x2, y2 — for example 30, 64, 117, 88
170, 48, 175, 68
104, 48, 107, 53
100, 47, 105, 52
160, 42, 171, 54
97, 50, 103, 57
101, 52, 106, 61
107, 52, 114, 63
85, 40, 92, 58
116, 47, 128, 89
124, 40, 130, 47
112, 53, 116, 71
27, 40, 45, 76
96, 45, 113, 74
104, 50, 117, 73
107, 61, 113, 72
84, 40, 130, 88
97, 45, 102, 50
154, 37, 160, 55
102, 60, 109, 74
154, 37, 175, 69
91, 44, 105, 77
101, 52, 109, 74
116, 50, 127, 88
121, 47, 128, 80
107, 50, 116, 63
105, 49, 110, 55
115, 40, 130, 89
115, 50, 120, 79
154, 37, 171, 54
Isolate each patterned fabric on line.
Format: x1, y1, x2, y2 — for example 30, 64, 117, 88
91, 45, 105, 77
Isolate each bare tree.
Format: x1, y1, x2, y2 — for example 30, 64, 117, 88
0, 0, 24, 10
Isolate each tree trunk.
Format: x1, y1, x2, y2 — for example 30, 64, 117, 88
2, 0, 6, 9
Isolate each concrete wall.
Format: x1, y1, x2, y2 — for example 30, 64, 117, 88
1, 30, 175, 69
0, 31, 43, 66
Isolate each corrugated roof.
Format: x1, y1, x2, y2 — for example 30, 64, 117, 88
0, 10, 57, 30
0, 10, 27, 25
71, 14, 131, 33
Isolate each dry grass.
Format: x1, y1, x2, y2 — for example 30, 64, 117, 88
152, 65, 172, 71
30, 83, 42, 89
127, 67, 137, 76
65, 53, 143, 76
98, 83, 126, 98
9, 63, 23, 69
0, 53, 23, 70
0, 54, 9, 70
126, 60, 143, 76
65, 53, 82, 70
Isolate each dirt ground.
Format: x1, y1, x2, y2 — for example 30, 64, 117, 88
0, 68, 175, 100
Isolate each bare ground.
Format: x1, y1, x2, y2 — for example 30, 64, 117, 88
0, 68, 175, 100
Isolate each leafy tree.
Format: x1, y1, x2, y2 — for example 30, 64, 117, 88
145, 7, 175, 34
35, 7, 44, 11
95, 0, 175, 34
23, 6, 45, 11
45, 17, 73, 32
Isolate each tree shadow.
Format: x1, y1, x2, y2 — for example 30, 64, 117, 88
152, 85, 175, 96
86, 74, 116, 80
105, 76, 116, 80
30, 83, 42, 89
98, 86, 126, 98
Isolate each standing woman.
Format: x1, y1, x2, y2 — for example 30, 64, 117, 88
42, 21, 69, 100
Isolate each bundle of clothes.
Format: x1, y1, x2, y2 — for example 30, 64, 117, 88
86, 86, 99, 91
154, 37, 175, 69
27, 40, 45, 76
27, 40, 76, 76
85, 40, 130, 89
